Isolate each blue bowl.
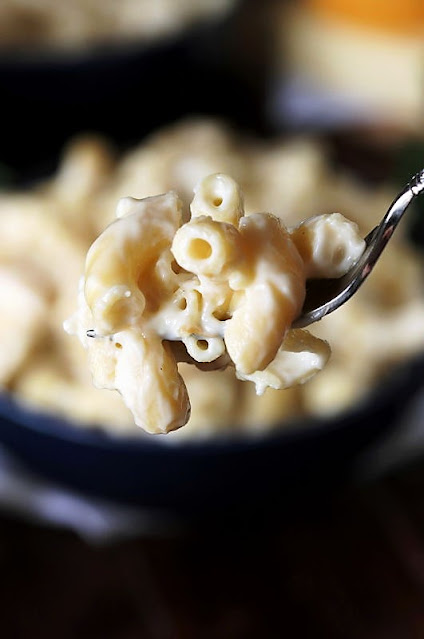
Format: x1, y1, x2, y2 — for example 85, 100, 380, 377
0, 353, 422, 515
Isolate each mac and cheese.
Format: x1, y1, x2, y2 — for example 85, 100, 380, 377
65, 173, 365, 434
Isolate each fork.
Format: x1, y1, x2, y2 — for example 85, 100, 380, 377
292, 169, 424, 328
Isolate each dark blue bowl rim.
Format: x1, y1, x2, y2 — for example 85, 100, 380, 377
1, 351, 423, 457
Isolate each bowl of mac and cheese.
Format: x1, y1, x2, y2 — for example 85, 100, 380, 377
0, 119, 423, 510
0, 0, 237, 54
0, 0, 247, 177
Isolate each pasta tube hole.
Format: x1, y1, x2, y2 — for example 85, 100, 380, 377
184, 334, 225, 362
213, 197, 223, 207
213, 308, 232, 321
188, 238, 212, 260
171, 259, 183, 274
177, 297, 187, 310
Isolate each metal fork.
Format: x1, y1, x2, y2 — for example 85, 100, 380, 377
293, 169, 424, 328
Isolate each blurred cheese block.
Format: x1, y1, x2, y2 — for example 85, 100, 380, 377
277, 0, 424, 130
309, 0, 424, 36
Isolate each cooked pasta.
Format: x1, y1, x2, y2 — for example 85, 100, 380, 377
65, 174, 367, 433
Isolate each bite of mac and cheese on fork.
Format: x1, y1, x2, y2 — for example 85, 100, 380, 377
65, 173, 365, 434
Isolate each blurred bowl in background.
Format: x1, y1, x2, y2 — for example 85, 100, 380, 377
1, 353, 424, 515
0, 0, 237, 54
0, 0, 272, 179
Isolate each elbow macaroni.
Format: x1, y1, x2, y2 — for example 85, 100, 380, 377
290, 213, 365, 279
66, 172, 365, 434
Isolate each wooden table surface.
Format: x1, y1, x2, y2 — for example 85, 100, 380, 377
2, 457, 424, 639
